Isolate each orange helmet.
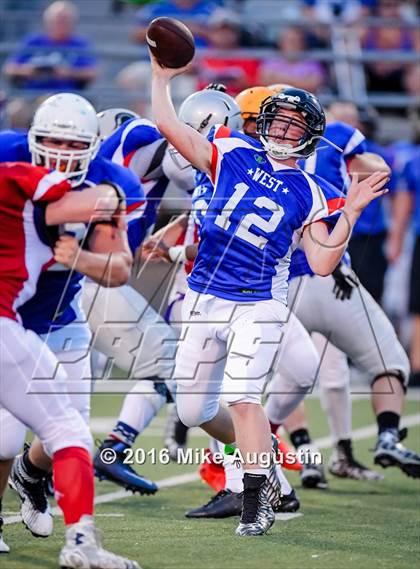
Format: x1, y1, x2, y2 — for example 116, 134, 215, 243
235, 86, 273, 120
268, 83, 293, 94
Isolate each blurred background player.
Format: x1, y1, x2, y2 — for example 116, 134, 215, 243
265, 98, 420, 482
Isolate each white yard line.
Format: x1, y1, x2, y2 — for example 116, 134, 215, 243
4, 472, 199, 526
4, 413, 420, 527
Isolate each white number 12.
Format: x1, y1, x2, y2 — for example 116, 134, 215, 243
214, 182, 284, 250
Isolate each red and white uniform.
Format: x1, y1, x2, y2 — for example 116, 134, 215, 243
0, 162, 70, 321
0, 162, 92, 458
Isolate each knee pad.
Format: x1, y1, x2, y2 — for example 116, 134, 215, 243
224, 392, 262, 406
176, 394, 219, 428
371, 369, 408, 393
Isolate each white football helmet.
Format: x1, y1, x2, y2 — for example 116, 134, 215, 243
97, 107, 140, 140
167, 89, 243, 177
28, 93, 100, 187
178, 89, 243, 135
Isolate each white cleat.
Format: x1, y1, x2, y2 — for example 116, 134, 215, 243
0, 515, 10, 553
9, 460, 53, 538
0, 535, 10, 554
59, 515, 141, 569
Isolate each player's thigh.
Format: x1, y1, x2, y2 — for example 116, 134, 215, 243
267, 310, 320, 395
0, 407, 27, 460
223, 299, 292, 405
166, 293, 185, 336
311, 332, 350, 389
42, 325, 92, 423
174, 289, 227, 426
300, 276, 409, 380
0, 319, 92, 456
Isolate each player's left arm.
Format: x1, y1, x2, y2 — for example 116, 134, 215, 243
303, 171, 389, 276
54, 223, 133, 287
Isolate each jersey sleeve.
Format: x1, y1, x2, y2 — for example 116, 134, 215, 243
341, 125, 366, 159
113, 119, 163, 168
7, 163, 70, 202
300, 171, 345, 229
110, 162, 146, 254
207, 125, 261, 184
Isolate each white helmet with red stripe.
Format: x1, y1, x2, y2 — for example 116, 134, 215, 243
28, 93, 100, 187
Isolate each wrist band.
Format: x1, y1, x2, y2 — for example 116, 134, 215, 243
168, 245, 187, 263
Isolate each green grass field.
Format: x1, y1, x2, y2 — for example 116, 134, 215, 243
2, 396, 419, 569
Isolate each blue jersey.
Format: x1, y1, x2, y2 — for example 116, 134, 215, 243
188, 125, 344, 303
351, 139, 395, 236
400, 150, 420, 235
290, 121, 367, 279
0, 130, 144, 334
98, 118, 170, 243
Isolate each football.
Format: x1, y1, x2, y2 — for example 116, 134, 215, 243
146, 17, 195, 69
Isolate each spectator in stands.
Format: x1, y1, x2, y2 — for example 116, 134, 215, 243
2, 96, 34, 130
362, 0, 420, 93
258, 26, 327, 94
2, 1, 98, 90
404, 63, 420, 97
302, 0, 367, 23
132, 0, 220, 48
195, 9, 260, 95
329, 101, 395, 303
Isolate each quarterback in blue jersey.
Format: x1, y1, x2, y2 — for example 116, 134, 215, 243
0, 93, 144, 543
150, 52, 389, 536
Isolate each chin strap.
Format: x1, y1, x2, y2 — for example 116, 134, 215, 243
260, 134, 344, 161
260, 136, 310, 160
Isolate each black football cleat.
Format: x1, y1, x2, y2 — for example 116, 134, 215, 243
273, 489, 300, 513
185, 489, 243, 519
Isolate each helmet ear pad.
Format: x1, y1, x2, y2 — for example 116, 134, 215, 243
97, 108, 140, 140
256, 88, 326, 159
